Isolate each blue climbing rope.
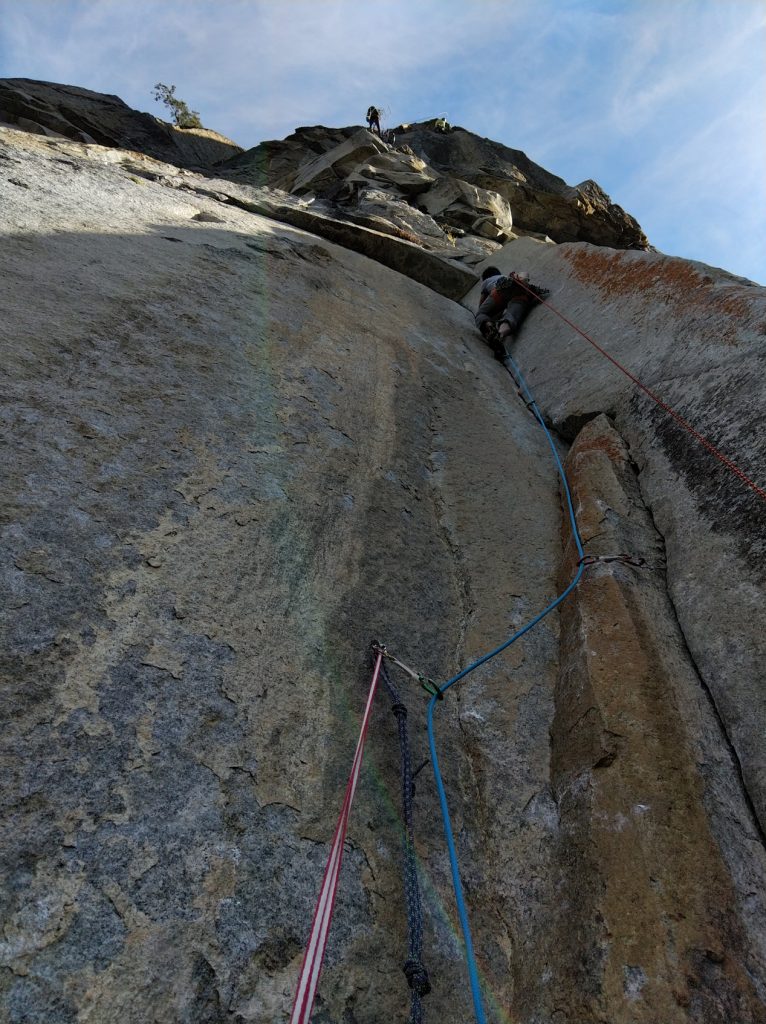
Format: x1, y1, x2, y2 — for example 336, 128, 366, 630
427, 350, 585, 1024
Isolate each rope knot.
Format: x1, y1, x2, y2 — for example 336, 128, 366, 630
403, 957, 431, 996
391, 701, 407, 719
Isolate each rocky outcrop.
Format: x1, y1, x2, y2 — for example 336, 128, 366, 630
220, 121, 646, 260
0, 78, 242, 168
395, 123, 648, 249
223, 127, 499, 268
226, 127, 472, 254
344, 148, 439, 197
290, 129, 389, 195
222, 125, 358, 191
2, 106, 765, 1024
0, 83, 646, 254
418, 176, 514, 241
0, 83, 644, 261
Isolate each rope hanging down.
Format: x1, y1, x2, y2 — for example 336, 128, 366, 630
290, 651, 384, 1024
379, 659, 431, 1024
426, 349, 587, 1024
290, 273, 761, 1023
513, 279, 766, 504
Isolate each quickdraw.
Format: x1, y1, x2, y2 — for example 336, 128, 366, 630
578, 553, 648, 569
373, 643, 444, 700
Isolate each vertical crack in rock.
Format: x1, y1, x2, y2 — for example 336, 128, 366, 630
425, 399, 476, 673
549, 412, 766, 1020
418, 365, 570, 1018
498, 235, 766, 860
635, 476, 766, 856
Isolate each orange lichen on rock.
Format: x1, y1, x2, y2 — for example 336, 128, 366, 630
563, 246, 753, 324
566, 426, 627, 465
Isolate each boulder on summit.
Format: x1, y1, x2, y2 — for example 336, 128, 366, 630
418, 175, 514, 241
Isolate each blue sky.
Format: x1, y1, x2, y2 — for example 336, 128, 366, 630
2, 0, 765, 283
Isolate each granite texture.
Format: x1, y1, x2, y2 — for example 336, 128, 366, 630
1, 121, 764, 1024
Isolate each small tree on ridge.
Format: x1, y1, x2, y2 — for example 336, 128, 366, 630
152, 83, 203, 129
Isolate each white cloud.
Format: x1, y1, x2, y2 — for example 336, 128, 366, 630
619, 78, 766, 281
608, 2, 766, 135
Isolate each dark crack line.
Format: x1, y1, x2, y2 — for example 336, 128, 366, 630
424, 404, 475, 673
658, 587, 766, 851
632, 451, 766, 853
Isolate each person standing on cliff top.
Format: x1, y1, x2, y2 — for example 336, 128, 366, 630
475, 266, 549, 362
366, 105, 382, 136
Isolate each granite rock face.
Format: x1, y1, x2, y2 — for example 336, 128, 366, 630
418, 176, 514, 241
0, 126, 563, 1024
0, 78, 242, 168
1, 113, 765, 1024
464, 237, 766, 842
551, 415, 766, 1022
394, 123, 648, 249
221, 121, 646, 259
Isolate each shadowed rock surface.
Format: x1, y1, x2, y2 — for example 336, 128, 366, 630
0, 79, 242, 168
1, 108, 765, 1024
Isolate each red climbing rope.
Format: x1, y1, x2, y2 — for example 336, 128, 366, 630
514, 279, 766, 504
290, 650, 384, 1024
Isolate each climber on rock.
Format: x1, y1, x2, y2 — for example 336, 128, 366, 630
366, 105, 382, 136
475, 265, 549, 362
